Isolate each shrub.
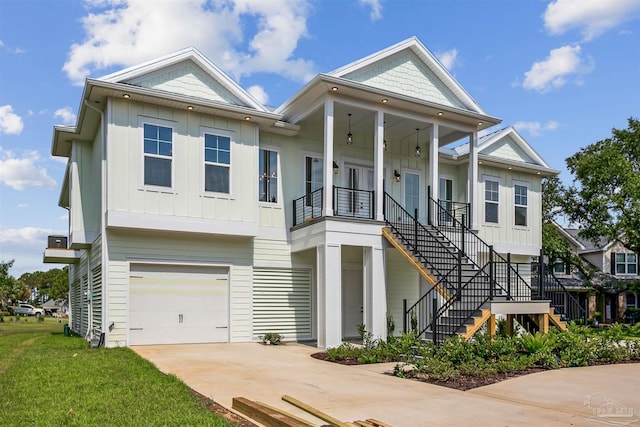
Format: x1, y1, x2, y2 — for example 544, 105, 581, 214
37, 315, 45, 323
260, 332, 282, 345
519, 332, 557, 355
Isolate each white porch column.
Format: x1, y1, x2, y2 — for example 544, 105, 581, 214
363, 245, 387, 340
317, 243, 342, 348
468, 131, 478, 229
374, 111, 384, 221
429, 124, 439, 224
323, 99, 335, 217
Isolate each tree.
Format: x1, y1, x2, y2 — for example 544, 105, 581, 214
564, 117, 640, 255
0, 260, 30, 310
18, 267, 69, 304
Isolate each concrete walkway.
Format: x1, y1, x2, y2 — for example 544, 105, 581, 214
133, 343, 640, 427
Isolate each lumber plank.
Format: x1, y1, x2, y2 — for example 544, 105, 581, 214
232, 397, 310, 427
354, 421, 376, 427
366, 419, 394, 427
282, 395, 350, 427
256, 401, 318, 427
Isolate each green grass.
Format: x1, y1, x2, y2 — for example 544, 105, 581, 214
0, 318, 232, 426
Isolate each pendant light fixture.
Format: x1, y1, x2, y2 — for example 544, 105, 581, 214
414, 128, 421, 157
346, 113, 353, 145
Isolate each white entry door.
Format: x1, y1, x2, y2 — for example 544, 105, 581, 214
339, 165, 374, 218
342, 268, 363, 338
129, 264, 229, 345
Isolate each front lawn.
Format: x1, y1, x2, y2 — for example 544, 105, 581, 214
318, 323, 640, 390
0, 318, 232, 426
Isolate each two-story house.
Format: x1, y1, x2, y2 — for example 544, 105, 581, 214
44, 37, 560, 348
553, 226, 639, 323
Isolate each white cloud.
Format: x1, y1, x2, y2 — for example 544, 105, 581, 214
63, 0, 315, 86
0, 226, 67, 276
0, 227, 62, 245
513, 120, 560, 137
53, 107, 77, 125
0, 105, 24, 135
359, 0, 382, 21
59, 213, 69, 221
247, 85, 269, 105
522, 45, 593, 92
17, 203, 28, 208
435, 48, 459, 70
0, 147, 57, 190
544, 0, 640, 41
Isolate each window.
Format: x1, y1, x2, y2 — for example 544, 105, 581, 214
204, 133, 230, 193
626, 292, 637, 309
404, 172, 420, 217
514, 184, 528, 226
553, 258, 568, 274
615, 253, 637, 275
484, 179, 499, 224
259, 149, 278, 203
305, 156, 323, 195
143, 123, 172, 187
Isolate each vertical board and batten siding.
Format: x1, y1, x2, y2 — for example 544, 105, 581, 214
107, 98, 258, 225
253, 268, 312, 339
476, 165, 542, 250
438, 163, 468, 204
105, 229, 252, 347
70, 129, 102, 245
385, 248, 419, 335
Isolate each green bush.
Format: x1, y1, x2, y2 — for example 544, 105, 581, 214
519, 331, 557, 355
260, 332, 282, 345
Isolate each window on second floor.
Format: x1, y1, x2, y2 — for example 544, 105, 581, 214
204, 133, 231, 193
484, 179, 499, 224
614, 253, 637, 275
259, 149, 278, 203
553, 258, 568, 274
143, 123, 173, 188
514, 184, 528, 226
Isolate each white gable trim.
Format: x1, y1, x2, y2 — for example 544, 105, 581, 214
553, 222, 587, 251
99, 47, 267, 112
328, 37, 486, 115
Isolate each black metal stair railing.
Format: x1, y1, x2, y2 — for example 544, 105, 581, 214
531, 257, 587, 322
385, 192, 499, 342
333, 186, 375, 219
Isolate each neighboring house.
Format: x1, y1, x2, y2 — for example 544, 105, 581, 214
553, 226, 639, 323
42, 299, 68, 315
44, 37, 559, 348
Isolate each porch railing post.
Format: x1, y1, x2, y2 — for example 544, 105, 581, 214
507, 252, 512, 299
432, 295, 438, 346
427, 186, 432, 226
461, 214, 466, 258
403, 299, 407, 334
489, 245, 494, 300
457, 249, 462, 301
414, 208, 419, 255
539, 248, 545, 299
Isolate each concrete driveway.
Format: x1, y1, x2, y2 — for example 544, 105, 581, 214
133, 343, 640, 427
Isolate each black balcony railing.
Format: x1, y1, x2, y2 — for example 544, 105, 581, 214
293, 186, 375, 226
437, 200, 471, 229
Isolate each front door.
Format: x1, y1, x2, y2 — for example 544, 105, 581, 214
342, 268, 363, 338
340, 165, 374, 218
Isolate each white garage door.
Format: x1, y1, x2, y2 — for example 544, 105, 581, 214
129, 264, 228, 345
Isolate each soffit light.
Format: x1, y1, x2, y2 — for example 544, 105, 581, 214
245, 116, 251, 121
331, 86, 339, 91
122, 94, 131, 99
414, 128, 421, 158
186, 106, 194, 111
346, 113, 353, 145
381, 98, 388, 104
437, 111, 444, 116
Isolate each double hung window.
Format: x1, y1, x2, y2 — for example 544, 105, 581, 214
143, 123, 173, 187
204, 133, 230, 193
259, 149, 278, 203
484, 179, 499, 224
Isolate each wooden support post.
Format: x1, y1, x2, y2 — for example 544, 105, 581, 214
539, 313, 549, 334
506, 314, 514, 337
488, 314, 496, 336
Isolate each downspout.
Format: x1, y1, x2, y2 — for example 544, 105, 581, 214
84, 99, 107, 345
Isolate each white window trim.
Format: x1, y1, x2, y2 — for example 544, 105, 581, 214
139, 116, 177, 191
258, 144, 282, 206
615, 253, 637, 276
513, 180, 529, 229
483, 175, 501, 226
201, 126, 234, 197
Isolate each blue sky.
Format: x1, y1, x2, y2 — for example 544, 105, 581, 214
0, 0, 639, 276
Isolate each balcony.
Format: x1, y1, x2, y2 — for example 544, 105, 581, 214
293, 186, 375, 227
43, 235, 82, 264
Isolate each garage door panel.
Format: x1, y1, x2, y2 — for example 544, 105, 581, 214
129, 264, 229, 345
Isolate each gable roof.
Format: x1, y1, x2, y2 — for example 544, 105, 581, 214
99, 47, 267, 112
328, 37, 486, 115
445, 126, 559, 175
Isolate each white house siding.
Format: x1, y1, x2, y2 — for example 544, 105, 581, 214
439, 162, 468, 203
124, 61, 244, 106
107, 99, 258, 226
70, 128, 101, 246
105, 229, 252, 347
385, 248, 419, 335
476, 165, 542, 255
482, 136, 536, 164
343, 51, 464, 109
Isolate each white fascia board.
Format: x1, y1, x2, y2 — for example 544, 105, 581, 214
106, 211, 259, 237
552, 223, 586, 250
